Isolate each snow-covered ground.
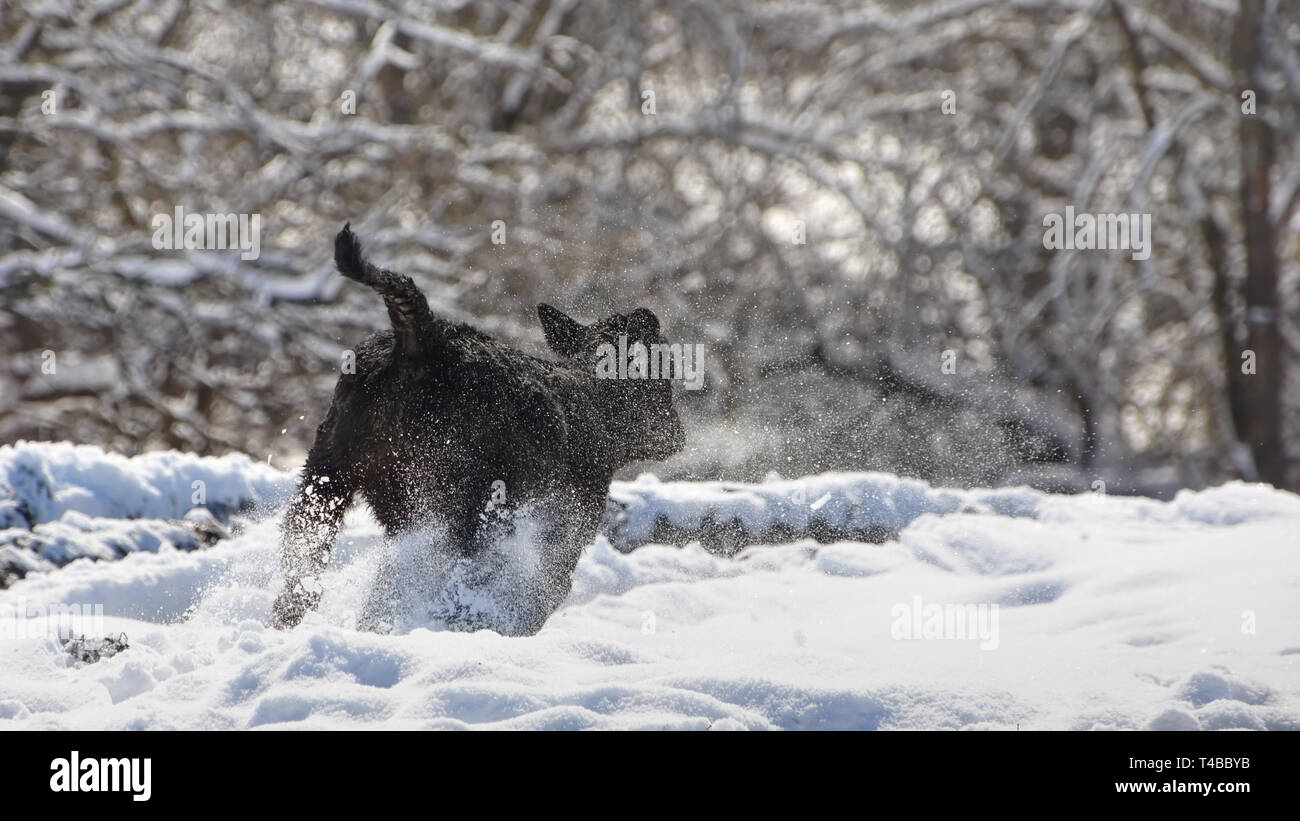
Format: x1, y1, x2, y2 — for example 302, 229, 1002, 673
0, 441, 1297, 730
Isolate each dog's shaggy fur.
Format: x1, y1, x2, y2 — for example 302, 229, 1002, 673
270, 225, 685, 633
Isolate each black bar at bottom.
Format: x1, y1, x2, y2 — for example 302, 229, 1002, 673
0, 730, 1288, 808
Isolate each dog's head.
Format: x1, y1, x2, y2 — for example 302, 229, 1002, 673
538, 303, 686, 463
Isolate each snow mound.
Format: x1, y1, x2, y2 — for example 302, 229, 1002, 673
0, 441, 291, 527
604, 470, 1300, 551
0, 441, 291, 584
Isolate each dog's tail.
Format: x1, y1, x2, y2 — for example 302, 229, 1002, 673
335, 223, 437, 358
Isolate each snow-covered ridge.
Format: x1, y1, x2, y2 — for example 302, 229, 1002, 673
0, 441, 292, 528
0, 442, 291, 585
608, 470, 1300, 552
5, 441, 1300, 586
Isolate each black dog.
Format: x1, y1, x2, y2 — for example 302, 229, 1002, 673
270, 224, 685, 633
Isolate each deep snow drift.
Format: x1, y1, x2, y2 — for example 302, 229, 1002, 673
0, 441, 1297, 730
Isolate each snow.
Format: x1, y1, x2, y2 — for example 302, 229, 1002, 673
0, 441, 1297, 730
0, 441, 291, 528
0, 442, 290, 582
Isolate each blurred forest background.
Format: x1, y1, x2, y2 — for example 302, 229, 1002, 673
1, 0, 1298, 495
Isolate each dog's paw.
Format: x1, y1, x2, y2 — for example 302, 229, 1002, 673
270, 577, 323, 630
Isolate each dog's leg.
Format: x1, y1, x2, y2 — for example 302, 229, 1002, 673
271, 413, 358, 629
530, 493, 606, 633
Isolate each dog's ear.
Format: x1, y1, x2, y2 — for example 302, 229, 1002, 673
538, 304, 587, 357
626, 308, 660, 342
